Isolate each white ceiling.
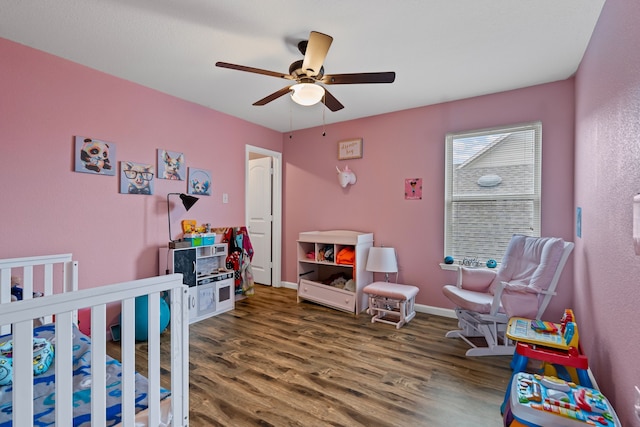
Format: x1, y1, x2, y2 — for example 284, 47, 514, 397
1, 0, 605, 132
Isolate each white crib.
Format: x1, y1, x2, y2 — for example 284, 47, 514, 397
0, 253, 189, 426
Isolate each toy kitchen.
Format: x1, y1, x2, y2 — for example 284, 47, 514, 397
194, 248, 234, 322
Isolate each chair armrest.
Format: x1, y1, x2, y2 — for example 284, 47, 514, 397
501, 282, 557, 296
497, 281, 553, 318
458, 267, 497, 292
488, 281, 544, 316
500, 282, 530, 293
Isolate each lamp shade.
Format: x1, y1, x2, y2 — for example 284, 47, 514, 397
366, 247, 398, 273
179, 193, 198, 211
290, 83, 325, 106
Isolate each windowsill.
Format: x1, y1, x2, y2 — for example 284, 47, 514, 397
439, 263, 459, 271
439, 263, 499, 271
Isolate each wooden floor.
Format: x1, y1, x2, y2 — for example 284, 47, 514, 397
114, 285, 514, 426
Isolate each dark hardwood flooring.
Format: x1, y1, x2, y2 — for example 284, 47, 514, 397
110, 285, 513, 426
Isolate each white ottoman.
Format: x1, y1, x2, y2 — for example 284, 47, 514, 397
363, 282, 419, 329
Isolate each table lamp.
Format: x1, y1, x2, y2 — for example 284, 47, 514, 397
167, 192, 198, 244
366, 247, 398, 282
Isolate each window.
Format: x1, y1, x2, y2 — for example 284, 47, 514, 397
444, 121, 542, 262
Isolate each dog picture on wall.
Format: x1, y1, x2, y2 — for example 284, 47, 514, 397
157, 149, 185, 180
188, 167, 211, 196
120, 161, 155, 195
74, 136, 116, 175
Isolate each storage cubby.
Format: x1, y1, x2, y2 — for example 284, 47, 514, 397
296, 230, 373, 314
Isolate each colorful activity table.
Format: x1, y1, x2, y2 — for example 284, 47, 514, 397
501, 310, 593, 414
504, 372, 620, 427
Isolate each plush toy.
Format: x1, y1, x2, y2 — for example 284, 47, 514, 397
10, 276, 22, 301
0, 354, 11, 386
0, 337, 54, 386
323, 246, 334, 262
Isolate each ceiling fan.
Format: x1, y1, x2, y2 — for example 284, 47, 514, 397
215, 31, 396, 112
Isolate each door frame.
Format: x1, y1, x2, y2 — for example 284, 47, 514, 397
245, 145, 282, 288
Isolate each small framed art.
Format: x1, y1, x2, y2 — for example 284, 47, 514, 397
188, 168, 211, 196
74, 136, 116, 175
120, 161, 154, 195
338, 138, 363, 160
157, 149, 185, 180
405, 178, 423, 200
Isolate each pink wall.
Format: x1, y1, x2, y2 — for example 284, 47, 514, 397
283, 80, 576, 320
0, 39, 282, 303
574, 0, 640, 425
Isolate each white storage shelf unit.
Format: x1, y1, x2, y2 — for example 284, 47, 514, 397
297, 230, 373, 314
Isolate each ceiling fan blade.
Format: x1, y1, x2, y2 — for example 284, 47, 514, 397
320, 71, 396, 85
216, 62, 294, 80
321, 88, 344, 112
253, 86, 293, 106
301, 31, 333, 78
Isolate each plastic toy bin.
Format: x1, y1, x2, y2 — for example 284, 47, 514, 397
184, 234, 203, 246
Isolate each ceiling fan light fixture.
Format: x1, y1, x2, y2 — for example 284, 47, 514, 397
291, 83, 324, 106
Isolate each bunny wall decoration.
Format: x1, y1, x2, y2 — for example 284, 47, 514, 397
336, 165, 357, 188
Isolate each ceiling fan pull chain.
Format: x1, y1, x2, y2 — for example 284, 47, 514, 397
322, 93, 326, 136
289, 102, 293, 139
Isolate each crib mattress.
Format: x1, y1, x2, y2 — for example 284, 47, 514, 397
0, 323, 169, 427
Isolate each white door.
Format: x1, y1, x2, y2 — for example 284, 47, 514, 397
248, 156, 272, 285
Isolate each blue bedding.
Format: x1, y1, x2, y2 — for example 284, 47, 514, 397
0, 324, 169, 426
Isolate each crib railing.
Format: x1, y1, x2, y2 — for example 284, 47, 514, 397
0, 254, 189, 426
0, 253, 78, 334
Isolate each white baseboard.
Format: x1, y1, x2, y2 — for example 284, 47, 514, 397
415, 304, 457, 318
280, 281, 298, 290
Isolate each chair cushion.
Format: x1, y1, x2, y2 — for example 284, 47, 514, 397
490, 235, 565, 295
442, 284, 497, 314
459, 267, 497, 292
363, 282, 419, 300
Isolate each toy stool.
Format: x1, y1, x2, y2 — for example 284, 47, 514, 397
363, 282, 419, 329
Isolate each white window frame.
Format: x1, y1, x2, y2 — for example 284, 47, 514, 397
444, 121, 542, 263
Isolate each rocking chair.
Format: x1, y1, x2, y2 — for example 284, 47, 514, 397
442, 234, 574, 357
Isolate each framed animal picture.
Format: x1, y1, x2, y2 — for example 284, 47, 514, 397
120, 161, 155, 195
188, 167, 211, 196
74, 136, 116, 175
157, 149, 185, 180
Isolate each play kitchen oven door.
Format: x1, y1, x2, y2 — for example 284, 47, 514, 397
196, 271, 234, 319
